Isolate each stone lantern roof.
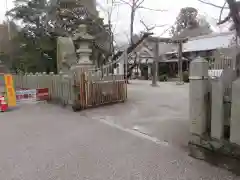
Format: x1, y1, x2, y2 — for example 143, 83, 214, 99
57, 0, 97, 16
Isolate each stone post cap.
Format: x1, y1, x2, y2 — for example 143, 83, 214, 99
72, 24, 94, 41
191, 56, 208, 63
190, 56, 209, 78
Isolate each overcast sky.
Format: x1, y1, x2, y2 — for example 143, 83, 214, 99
97, 0, 230, 43
0, 0, 230, 43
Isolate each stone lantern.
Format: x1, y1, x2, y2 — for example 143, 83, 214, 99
71, 24, 94, 71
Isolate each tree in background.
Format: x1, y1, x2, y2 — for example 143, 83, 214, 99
97, 0, 121, 54
0, 21, 20, 71
198, 15, 212, 29
170, 7, 212, 38
115, 0, 165, 45
6, 0, 113, 73
172, 7, 199, 34
6, 0, 57, 73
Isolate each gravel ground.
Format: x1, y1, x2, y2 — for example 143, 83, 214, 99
0, 80, 239, 180
84, 80, 189, 149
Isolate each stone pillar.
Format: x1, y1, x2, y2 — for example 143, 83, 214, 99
148, 64, 151, 79
211, 79, 224, 139
119, 61, 124, 75
119, 50, 127, 76
189, 57, 209, 135
114, 65, 119, 75
230, 78, 240, 145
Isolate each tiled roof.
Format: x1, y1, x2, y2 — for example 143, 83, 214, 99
166, 31, 237, 54
172, 26, 213, 39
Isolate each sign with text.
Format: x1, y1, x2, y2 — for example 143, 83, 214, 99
16, 89, 37, 103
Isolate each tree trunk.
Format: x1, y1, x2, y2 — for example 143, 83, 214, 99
130, 4, 135, 45
226, 0, 240, 37
226, 0, 240, 76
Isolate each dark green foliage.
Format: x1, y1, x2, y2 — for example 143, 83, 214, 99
5, 0, 57, 73
182, 71, 189, 82
159, 74, 168, 82
6, 0, 112, 73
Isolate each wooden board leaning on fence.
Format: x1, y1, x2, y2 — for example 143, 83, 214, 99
3, 74, 17, 107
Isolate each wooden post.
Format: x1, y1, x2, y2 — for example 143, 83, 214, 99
177, 42, 184, 85
124, 51, 128, 98
152, 41, 159, 86
146, 36, 187, 86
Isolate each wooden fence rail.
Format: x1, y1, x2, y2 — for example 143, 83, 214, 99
72, 72, 127, 111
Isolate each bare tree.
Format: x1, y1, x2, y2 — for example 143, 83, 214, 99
224, 0, 240, 37
140, 19, 168, 33
198, 0, 240, 37
198, 0, 240, 76
198, 0, 229, 9
106, 0, 117, 55
97, 0, 123, 55
116, 0, 166, 45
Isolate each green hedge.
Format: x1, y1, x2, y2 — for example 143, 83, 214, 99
159, 74, 168, 82
182, 71, 189, 82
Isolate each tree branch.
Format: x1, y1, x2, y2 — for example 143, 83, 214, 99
140, 19, 168, 31
135, 0, 143, 4
136, 0, 145, 8
219, 1, 227, 23
138, 6, 167, 12
197, 0, 229, 9
217, 13, 231, 25
159, 26, 172, 36
140, 19, 149, 30
116, 0, 131, 6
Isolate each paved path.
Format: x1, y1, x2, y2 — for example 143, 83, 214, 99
0, 80, 239, 180
85, 80, 189, 149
